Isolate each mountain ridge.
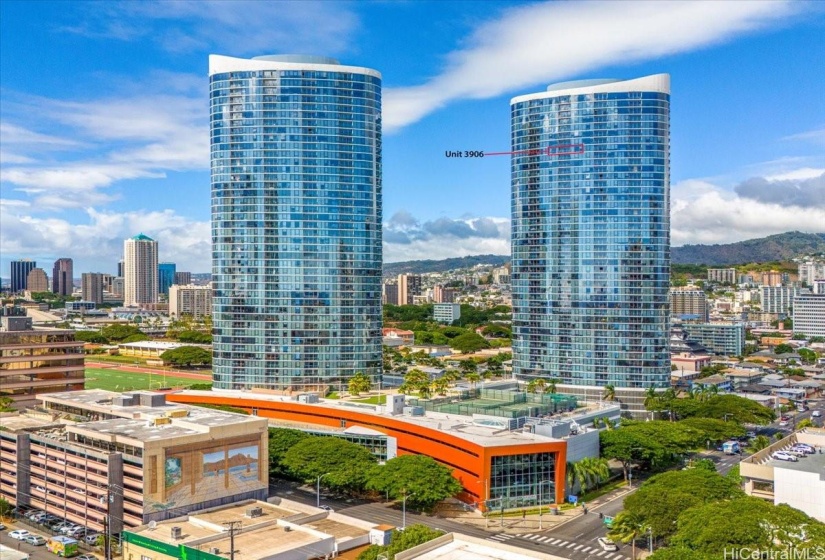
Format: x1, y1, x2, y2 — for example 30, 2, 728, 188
382, 232, 825, 274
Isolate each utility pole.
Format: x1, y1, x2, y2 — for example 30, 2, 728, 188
223, 521, 242, 560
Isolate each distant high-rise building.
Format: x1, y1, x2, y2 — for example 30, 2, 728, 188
793, 294, 825, 338
169, 284, 213, 319
511, 74, 671, 404
382, 282, 399, 306
82, 273, 105, 304
174, 271, 192, 286
101, 274, 114, 293
761, 270, 783, 287
397, 274, 422, 305
798, 261, 825, 287
112, 277, 124, 298
123, 234, 159, 307
52, 258, 73, 296
492, 265, 511, 285
26, 268, 49, 293
10, 260, 36, 293
760, 286, 799, 315
158, 262, 177, 296
117, 259, 124, 277
433, 303, 461, 324
707, 268, 737, 285
670, 288, 709, 321
210, 54, 382, 391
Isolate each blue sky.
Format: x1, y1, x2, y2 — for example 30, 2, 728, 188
1, 0, 824, 275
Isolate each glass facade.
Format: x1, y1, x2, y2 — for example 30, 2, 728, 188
511, 75, 671, 389
210, 55, 383, 391
489, 452, 556, 509
158, 262, 176, 296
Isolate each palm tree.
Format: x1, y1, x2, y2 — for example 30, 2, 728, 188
526, 379, 538, 394
608, 511, 646, 560
431, 377, 449, 396
545, 378, 560, 394
534, 378, 547, 393
465, 373, 481, 389
602, 384, 616, 402
746, 435, 771, 453
643, 386, 658, 411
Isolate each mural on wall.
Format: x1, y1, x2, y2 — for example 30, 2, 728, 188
165, 457, 183, 488
147, 441, 264, 514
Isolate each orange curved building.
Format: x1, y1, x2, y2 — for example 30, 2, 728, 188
167, 391, 567, 510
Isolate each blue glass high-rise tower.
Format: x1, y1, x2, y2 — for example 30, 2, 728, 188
210, 54, 383, 391
158, 262, 176, 296
510, 75, 671, 400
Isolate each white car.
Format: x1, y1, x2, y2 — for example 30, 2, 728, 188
8, 529, 32, 540
773, 451, 799, 462
812, 411, 821, 418
786, 449, 807, 458
597, 537, 619, 551
779, 420, 789, 427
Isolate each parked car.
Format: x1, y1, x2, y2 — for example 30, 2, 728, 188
68, 527, 88, 538
746, 431, 757, 438
28, 511, 46, 521
60, 524, 81, 535
77, 555, 98, 560
597, 537, 619, 551
773, 451, 799, 462
24, 535, 48, 546
792, 444, 814, 454
813, 410, 822, 418
0, 523, 5, 531
8, 529, 32, 540
84, 533, 101, 546
786, 449, 807, 458
319, 505, 333, 512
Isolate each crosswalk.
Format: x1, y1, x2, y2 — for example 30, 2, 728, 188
486, 533, 629, 559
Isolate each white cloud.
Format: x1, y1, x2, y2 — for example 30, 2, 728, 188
782, 126, 825, 146
672, 172, 825, 246
384, 0, 800, 132
0, 203, 210, 272
764, 167, 825, 182
384, 214, 510, 262
1, 87, 207, 208
62, 0, 359, 56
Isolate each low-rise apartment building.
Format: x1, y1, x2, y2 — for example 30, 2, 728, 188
682, 322, 745, 356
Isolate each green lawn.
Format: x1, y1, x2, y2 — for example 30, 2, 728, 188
352, 395, 388, 405
84, 368, 205, 392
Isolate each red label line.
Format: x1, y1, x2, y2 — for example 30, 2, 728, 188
485, 143, 585, 157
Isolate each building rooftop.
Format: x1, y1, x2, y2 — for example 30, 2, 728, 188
768, 450, 825, 476
402, 533, 566, 560
178, 389, 566, 448
130, 233, 155, 241
36, 390, 266, 444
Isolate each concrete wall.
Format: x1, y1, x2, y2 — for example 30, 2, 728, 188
564, 430, 600, 463
774, 468, 825, 521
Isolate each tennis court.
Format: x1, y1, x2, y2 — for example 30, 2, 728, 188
84, 368, 207, 392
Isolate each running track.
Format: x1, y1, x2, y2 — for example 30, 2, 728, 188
86, 361, 212, 380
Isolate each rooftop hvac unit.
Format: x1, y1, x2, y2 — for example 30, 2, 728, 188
171, 526, 182, 540
246, 506, 262, 518
284, 526, 292, 532
209, 548, 220, 555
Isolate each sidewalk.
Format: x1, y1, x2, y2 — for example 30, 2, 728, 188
437, 480, 638, 534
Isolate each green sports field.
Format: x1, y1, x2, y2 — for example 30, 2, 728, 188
84, 368, 209, 392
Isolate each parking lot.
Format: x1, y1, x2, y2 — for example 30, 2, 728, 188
1, 506, 106, 560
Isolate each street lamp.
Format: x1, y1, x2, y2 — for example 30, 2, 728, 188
402, 492, 415, 529
316, 473, 331, 508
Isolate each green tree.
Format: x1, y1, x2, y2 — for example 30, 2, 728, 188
178, 330, 213, 344
677, 417, 745, 444
159, 346, 212, 367
357, 524, 444, 560
449, 332, 490, 353
398, 369, 431, 398
773, 343, 794, 354
366, 455, 461, 511
101, 324, 144, 341
0, 496, 12, 517
608, 510, 647, 560
430, 377, 449, 396
691, 458, 716, 472
282, 437, 377, 493
600, 421, 704, 480
0, 396, 16, 412
459, 359, 478, 373
348, 372, 372, 396
647, 548, 713, 560
798, 348, 818, 364
74, 331, 109, 344
796, 418, 815, 430
623, 469, 742, 540
670, 394, 775, 425
268, 428, 311, 477
602, 384, 616, 401
671, 496, 825, 554
121, 333, 150, 343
